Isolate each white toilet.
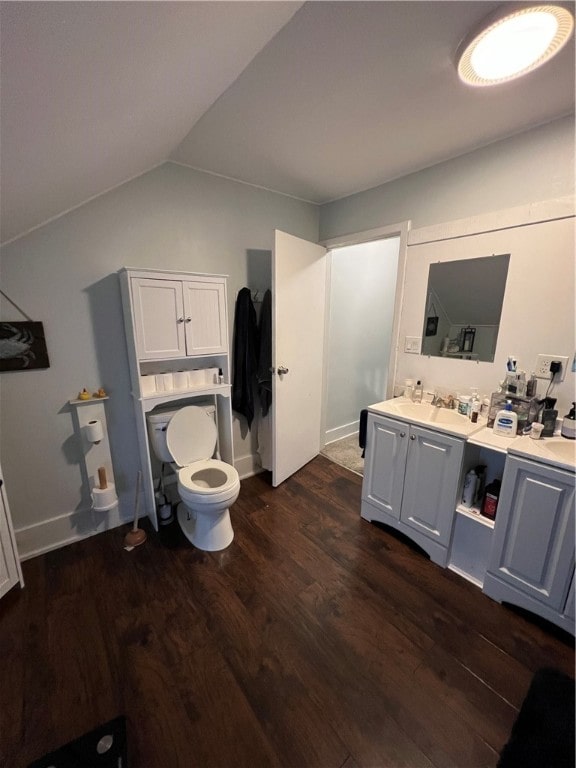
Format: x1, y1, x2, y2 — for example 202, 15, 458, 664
146, 405, 240, 551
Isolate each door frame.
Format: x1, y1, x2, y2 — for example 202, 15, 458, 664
319, 220, 411, 448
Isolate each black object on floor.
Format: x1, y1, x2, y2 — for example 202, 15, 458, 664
359, 408, 368, 457
498, 668, 575, 768
29, 716, 127, 768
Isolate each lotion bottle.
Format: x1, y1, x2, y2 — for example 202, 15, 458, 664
493, 401, 518, 436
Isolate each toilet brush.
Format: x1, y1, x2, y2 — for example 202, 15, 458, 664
124, 470, 147, 548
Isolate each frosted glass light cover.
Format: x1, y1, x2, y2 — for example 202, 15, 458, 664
458, 5, 574, 86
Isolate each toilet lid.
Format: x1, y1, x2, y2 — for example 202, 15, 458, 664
166, 406, 217, 466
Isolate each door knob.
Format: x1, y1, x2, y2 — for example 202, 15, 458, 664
277, 366, 289, 375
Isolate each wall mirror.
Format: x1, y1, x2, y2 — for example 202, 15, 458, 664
421, 253, 510, 362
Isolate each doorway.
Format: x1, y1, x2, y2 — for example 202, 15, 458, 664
319, 223, 409, 473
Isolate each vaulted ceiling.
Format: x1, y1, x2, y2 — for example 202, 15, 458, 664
1, 1, 574, 244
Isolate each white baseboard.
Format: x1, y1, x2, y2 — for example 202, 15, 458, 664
235, 452, 264, 480
16, 503, 133, 561
324, 420, 359, 445
16, 455, 264, 561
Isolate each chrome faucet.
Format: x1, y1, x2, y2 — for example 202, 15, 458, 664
432, 393, 455, 409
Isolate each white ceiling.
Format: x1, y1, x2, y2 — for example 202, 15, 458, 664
1, 1, 574, 244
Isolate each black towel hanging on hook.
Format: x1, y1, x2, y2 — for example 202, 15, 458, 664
232, 288, 258, 428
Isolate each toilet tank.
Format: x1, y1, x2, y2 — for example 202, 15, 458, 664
146, 403, 216, 464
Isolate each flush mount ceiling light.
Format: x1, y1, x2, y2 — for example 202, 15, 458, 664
458, 4, 574, 86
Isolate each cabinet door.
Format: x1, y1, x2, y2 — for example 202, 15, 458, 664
487, 457, 575, 610
400, 426, 464, 546
182, 280, 227, 355
0, 479, 21, 599
131, 278, 186, 359
564, 574, 575, 621
362, 414, 408, 521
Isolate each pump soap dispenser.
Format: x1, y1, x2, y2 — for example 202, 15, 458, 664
561, 403, 576, 440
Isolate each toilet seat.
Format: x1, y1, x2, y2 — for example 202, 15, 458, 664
178, 459, 239, 496
166, 406, 217, 466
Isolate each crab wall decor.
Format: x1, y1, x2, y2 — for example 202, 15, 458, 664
0, 321, 50, 371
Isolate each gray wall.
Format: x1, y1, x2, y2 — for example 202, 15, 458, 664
0, 163, 318, 551
320, 116, 575, 239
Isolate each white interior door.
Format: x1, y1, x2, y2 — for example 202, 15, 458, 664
272, 230, 327, 486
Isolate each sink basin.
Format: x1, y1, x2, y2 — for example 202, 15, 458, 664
393, 402, 432, 418
544, 440, 576, 463
371, 398, 481, 437
392, 402, 468, 425
428, 408, 470, 426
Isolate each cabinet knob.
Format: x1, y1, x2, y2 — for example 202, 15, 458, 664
177, 317, 184, 323
185, 317, 191, 322
410, 435, 416, 440
400, 431, 406, 437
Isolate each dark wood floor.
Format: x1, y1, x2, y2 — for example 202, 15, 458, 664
1, 456, 574, 768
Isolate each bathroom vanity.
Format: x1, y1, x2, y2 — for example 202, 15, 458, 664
119, 268, 233, 530
361, 398, 575, 635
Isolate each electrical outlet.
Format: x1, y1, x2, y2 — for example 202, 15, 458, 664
404, 336, 421, 354
534, 354, 569, 381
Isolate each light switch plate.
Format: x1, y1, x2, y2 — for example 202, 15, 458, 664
404, 336, 421, 354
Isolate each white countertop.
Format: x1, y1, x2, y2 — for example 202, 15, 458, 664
508, 434, 576, 473
367, 398, 485, 439
367, 398, 576, 471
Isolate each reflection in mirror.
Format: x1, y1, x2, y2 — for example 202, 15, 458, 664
421, 254, 510, 362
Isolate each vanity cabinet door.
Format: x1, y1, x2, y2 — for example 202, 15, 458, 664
182, 279, 227, 355
400, 425, 464, 546
131, 277, 186, 360
486, 457, 575, 610
564, 575, 575, 621
362, 414, 408, 523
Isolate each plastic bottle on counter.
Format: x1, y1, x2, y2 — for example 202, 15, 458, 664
458, 395, 471, 416
493, 401, 518, 436
470, 396, 481, 423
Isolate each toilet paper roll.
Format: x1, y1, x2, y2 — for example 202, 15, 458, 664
140, 375, 156, 396
188, 369, 204, 387
91, 483, 118, 511
85, 419, 104, 444
155, 372, 174, 392
173, 371, 188, 390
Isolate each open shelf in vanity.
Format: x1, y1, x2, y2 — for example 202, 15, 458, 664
448, 429, 508, 588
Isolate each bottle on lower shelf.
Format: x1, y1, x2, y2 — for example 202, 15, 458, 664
481, 479, 501, 520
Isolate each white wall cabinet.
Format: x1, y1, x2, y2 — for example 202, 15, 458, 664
131, 275, 227, 360
119, 268, 233, 531
0, 474, 23, 599
483, 456, 575, 633
361, 413, 464, 566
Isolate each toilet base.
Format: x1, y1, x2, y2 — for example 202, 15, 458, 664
176, 502, 234, 551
